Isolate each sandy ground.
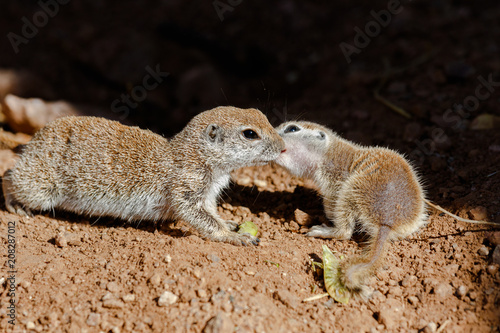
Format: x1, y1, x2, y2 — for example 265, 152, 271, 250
0, 150, 499, 332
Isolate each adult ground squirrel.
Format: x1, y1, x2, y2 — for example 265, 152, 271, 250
3, 106, 285, 246
275, 121, 496, 297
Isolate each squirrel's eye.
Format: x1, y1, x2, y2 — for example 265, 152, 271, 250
284, 125, 300, 133
242, 129, 260, 140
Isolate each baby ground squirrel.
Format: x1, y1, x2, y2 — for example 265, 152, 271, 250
275, 120, 496, 297
3, 106, 285, 246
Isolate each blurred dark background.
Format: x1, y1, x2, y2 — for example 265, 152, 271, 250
1, 0, 499, 218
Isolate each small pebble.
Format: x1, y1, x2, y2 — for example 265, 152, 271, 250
478, 246, 489, 256
469, 206, 488, 220
86, 313, 101, 327
203, 313, 234, 333
407, 296, 419, 305
486, 265, 498, 275
158, 291, 178, 307
197, 289, 208, 298
485, 231, 500, 246
492, 246, 500, 265
237, 177, 252, 186
253, 179, 267, 187
122, 294, 136, 302
26, 321, 36, 329
433, 283, 453, 299
54, 232, 67, 247
106, 281, 120, 293
103, 298, 124, 309
149, 273, 162, 286
425, 322, 437, 333
193, 268, 202, 279
207, 254, 221, 263
378, 308, 396, 329
164, 254, 172, 263
294, 209, 312, 226
455, 285, 467, 298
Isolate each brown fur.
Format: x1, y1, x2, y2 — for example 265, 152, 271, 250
275, 121, 427, 296
3, 106, 285, 246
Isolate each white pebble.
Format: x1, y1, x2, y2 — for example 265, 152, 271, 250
158, 291, 178, 306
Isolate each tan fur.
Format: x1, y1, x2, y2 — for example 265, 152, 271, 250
275, 121, 427, 296
3, 106, 285, 246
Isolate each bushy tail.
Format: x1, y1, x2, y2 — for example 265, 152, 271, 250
340, 225, 391, 296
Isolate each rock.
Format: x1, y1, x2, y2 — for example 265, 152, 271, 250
377, 298, 404, 330
424, 322, 437, 333
433, 283, 453, 299
378, 308, 397, 330
86, 313, 101, 327
407, 296, 419, 305
122, 294, 136, 302
158, 291, 178, 307
234, 206, 251, 218
207, 254, 220, 263
106, 281, 120, 293
485, 232, 500, 246
54, 232, 67, 247
2, 94, 79, 134
492, 246, 500, 265
103, 298, 125, 309
469, 206, 488, 221
486, 265, 498, 275
455, 285, 467, 299
401, 275, 417, 287
164, 254, 172, 263
477, 246, 489, 256
288, 221, 300, 232
253, 179, 267, 187
203, 313, 234, 333
237, 177, 251, 186
273, 289, 299, 309
197, 289, 208, 298
470, 114, 500, 130
149, 273, 162, 286
294, 209, 313, 226
26, 321, 36, 329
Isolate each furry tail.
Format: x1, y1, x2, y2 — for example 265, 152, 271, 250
340, 225, 391, 296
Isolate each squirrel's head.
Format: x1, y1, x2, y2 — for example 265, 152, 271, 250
182, 106, 285, 170
274, 121, 332, 178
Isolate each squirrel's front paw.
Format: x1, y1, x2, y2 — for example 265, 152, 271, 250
225, 220, 239, 231
224, 231, 260, 246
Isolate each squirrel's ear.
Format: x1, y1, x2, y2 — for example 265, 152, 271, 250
204, 124, 223, 143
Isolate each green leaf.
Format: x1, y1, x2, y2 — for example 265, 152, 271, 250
237, 221, 258, 236
322, 245, 350, 304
